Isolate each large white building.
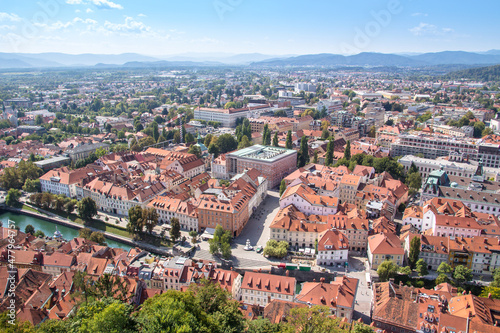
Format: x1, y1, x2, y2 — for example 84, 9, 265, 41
391, 134, 500, 168
280, 183, 338, 215
40, 166, 95, 198
317, 99, 343, 113
76, 178, 167, 216
147, 196, 199, 231
400, 155, 500, 181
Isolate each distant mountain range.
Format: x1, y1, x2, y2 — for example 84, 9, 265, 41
252, 51, 500, 67
443, 64, 500, 82
1, 50, 500, 69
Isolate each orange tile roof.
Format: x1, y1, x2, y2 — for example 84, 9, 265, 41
242, 272, 295, 296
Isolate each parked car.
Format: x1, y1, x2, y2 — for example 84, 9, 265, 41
256, 245, 263, 253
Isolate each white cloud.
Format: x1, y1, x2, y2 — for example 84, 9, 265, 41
103, 17, 150, 33
0, 25, 16, 30
0, 12, 21, 22
138, 13, 146, 17
34, 17, 97, 31
411, 12, 428, 17
410, 23, 454, 36
86, 8, 93, 13
66, 0, 123, 10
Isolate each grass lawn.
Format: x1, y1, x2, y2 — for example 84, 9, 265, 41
21, 204, 39, 213
29, 204, 132, 238
84, 219, 131, 238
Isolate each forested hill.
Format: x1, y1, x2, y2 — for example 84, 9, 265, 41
443, 64, 500, 82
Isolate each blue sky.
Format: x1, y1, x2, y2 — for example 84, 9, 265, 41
0, 0, 498, 55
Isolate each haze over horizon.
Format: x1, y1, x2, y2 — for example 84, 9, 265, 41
1, 0, 499, 56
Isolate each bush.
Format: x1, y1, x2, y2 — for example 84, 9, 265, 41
75, 218, 84, 225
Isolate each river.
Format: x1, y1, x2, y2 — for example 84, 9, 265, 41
0, 211, 132, 250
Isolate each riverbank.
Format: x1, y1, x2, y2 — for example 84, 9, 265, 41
0, 205, 172, 256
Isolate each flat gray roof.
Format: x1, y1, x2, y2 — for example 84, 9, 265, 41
34, 156, 70, 167
227, 144, 296, 163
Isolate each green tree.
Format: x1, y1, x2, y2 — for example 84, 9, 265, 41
0, 312, 35, 333
285, 130, 293, 149
321, 128, 330, 140
188, 279, 245, 332
409, 162, 419, 174
435, 273, 451, 285
208, 142, 220, 158
89, 231, 107, 245
279, 180, 287, 197
352, 323, 374, 333
453, 265, 473, 286
415, 259, 429, 276
137, 290, 209, 333
262, 123, 271, 146
325, 139, 334, 166
408, 236, 421, 269
35, 114, 43, 125
399, 266, 412, 275
480, 286, 500, 299
170, 217, 181, 242
24, 224, 35, 235
34, 230, 45, 238
5, 188, 21, 206
407, 172, 422, 191
173, 131, 181, 144
78, 197, 98, 221
247, 318, 282, 333
189, 230, 198, 244
185, 132, 195, 143
151, 121, 160, 142
272, 132, 279, 147
263, 239, 289, 258
368, 126, 376, 138
217, 134, 238, 153
188, 144, 202, 158
377, 260, 399, 282
209, 225, 232, 259
285, 306, 344, 333
64, 200, 77, 215
138, 136, 156, 149
238, 135, 252, 149
344, 140, 351, 160
491, 268, 500, 287
297, 135, 309, 168
437, 262, 453, 275
312, 150, 318, 164
128, 206, 144, 235
36, 319, 69, 333
79, 227, 92, 239
22, 178, 41, 193
71, 298, 136, 333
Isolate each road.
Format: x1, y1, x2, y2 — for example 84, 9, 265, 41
347, 256, 373, 324
192, 189, 283, 269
